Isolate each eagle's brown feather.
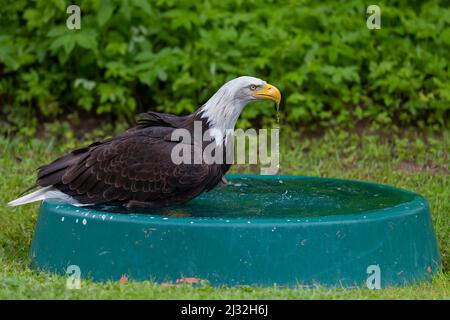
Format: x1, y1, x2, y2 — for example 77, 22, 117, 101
35, 112, 227, 208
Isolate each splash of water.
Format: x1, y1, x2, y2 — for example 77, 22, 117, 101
275, 102, 280, 173
276, 102, 280, 129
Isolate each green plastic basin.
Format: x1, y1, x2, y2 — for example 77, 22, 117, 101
31, 174, 441, 287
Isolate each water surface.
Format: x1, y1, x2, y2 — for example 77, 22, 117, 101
89, 176, 416, 218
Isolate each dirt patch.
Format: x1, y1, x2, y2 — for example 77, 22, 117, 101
395, 160, 449, 175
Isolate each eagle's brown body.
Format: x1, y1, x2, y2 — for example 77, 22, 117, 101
37, 111, 229, 208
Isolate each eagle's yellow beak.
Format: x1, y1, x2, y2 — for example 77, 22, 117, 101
252, 83, 281, 104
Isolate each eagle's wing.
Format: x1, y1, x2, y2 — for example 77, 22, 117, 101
135, 111, 192, 128
37, 128, 220, 206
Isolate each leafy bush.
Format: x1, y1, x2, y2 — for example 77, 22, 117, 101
0, 0, 449, 135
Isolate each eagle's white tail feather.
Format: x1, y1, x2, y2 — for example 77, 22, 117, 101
8, 186, 76, 207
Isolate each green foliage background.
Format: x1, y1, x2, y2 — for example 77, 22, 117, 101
0, 0, 449, 135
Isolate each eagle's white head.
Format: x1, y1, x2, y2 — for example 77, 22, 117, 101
199, 76, 281, 144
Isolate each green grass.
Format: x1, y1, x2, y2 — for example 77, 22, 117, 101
0, 128, 449, 299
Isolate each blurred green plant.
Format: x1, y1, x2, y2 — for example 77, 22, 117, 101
0, 0, 449, 136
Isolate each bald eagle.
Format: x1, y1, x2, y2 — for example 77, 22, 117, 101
9, 76, 281, 209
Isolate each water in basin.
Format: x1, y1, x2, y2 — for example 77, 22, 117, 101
88, 176, 416, 219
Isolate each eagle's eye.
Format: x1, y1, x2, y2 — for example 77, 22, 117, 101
249, 85, 257, 91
